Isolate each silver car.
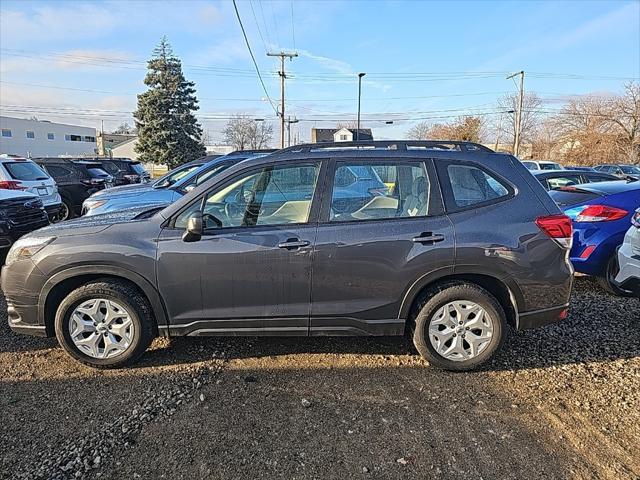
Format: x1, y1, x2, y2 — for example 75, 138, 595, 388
0, 155, 62, 220
615, 208, 640, 296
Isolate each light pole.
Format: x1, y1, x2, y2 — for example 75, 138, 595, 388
357, 73, 366, 141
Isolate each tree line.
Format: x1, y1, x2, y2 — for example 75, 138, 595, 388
406, 82, 639, 165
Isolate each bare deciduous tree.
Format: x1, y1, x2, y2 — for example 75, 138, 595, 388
406, 116, 483, 142
223, 116, 273, 150
607, 82, 640, 163
495, 92, 543, 153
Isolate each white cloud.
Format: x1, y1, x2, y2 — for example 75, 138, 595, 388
0, 4, 117, 45
0, 49, 136, 74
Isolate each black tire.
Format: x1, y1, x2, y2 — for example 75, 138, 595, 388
56, 197, 74, 222
411, 282, 506, 371
597, 253, 635, 297
54, 279, 155, 368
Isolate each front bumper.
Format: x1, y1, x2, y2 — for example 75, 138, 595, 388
44, 203, 62, 221
1, 262, 50, 337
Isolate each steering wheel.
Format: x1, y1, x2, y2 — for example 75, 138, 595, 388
224, 202, 244, 220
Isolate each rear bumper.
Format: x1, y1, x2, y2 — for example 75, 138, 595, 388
518, 304, 570, 330
615, 234, 640, 294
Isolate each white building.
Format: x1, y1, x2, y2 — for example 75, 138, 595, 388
0, 116, 97, 158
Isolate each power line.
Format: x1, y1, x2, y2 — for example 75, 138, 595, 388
231, 0, 278, 115
290, 0, 297, 50
248, 0, 268, 53
256, 0, 273, 47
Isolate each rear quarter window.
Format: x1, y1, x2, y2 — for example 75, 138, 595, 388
441, 162, 511, 210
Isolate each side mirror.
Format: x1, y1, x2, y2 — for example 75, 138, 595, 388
182, 211, 203, 242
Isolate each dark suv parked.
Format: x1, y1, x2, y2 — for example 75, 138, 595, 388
94, 158, 150, 185
35, 158, 114, 220
2, 141, 574, 370
0, 190, 49, 249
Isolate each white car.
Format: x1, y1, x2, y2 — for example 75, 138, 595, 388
0, 155, 62, 220
615, 208, 640, 296
522, 160, 563, 171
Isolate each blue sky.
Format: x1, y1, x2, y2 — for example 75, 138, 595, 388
1, 0, 638, 143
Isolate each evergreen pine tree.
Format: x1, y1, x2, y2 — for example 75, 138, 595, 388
134, 37, 206, 168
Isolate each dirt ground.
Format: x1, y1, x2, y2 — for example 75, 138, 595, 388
1, 277, 638, 480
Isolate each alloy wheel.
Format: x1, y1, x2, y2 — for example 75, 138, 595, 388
428, 301, 494, 361
68, 298, 134, 359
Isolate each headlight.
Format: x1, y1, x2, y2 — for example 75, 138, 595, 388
84, 199, 107, 210
5, 237, 56, 266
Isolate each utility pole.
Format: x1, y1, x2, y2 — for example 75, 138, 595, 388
286, 116, 299, 147
506, 70, 525, 157
357, 73, 366, 141
267, 51, 298, 148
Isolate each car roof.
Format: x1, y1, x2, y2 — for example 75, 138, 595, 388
556, 180, 640, 195
531, 169, 612, 177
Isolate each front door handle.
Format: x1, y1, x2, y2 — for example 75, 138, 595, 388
278, 238, 311, 250
412, 232, 445, 244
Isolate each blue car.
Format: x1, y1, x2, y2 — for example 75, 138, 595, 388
82, 151, 272, 216
549, 180, 640, 294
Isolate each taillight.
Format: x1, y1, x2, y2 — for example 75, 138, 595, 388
567, 205, 628, 222
632, 209, 640, 227
0, 180, 25, 190
123, 174, 140, 183
536, 214, 573, 249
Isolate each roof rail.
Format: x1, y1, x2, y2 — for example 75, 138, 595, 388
276, 140, 494, 155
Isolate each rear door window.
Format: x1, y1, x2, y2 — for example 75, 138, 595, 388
442, 163, 510, 209
329, 161, 430, 221
44, 164, 74, 179
2, 161, 49, 181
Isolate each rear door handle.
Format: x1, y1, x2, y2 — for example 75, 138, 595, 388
278, 238, 311, 250
412, 232, 445, 244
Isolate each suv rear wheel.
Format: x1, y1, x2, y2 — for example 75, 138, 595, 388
54, 280, 155, 368
412, 282, 506, 371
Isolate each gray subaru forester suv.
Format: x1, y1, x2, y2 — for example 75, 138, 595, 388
2, 141, 574, 371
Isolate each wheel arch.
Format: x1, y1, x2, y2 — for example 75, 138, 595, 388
399, 270, 523, 329
39, 265, 168, 337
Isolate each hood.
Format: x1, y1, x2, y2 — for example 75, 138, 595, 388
91, 183, 157, 199
0, 189, 39, 201
27, 204, 165, 238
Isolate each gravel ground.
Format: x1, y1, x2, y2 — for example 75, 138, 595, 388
1, 277, 638, 480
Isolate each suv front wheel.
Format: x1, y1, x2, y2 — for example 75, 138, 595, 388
412, 282, 506, 371
54, 280, 155, 368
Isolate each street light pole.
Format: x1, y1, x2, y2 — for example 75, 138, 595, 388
357, 72, 366, 141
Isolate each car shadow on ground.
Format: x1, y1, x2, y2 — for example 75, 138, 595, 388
2, 277, 638, 370
137, 278, 639, 372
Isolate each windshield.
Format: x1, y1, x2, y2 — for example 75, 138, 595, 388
154, 164, 201, 188
620, 165, 640, 174
2, 161, 50, 181
130, 163, 148, 175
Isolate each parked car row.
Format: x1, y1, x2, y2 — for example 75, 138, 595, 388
1, 141, 638, 373
0, 154, 149, 249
